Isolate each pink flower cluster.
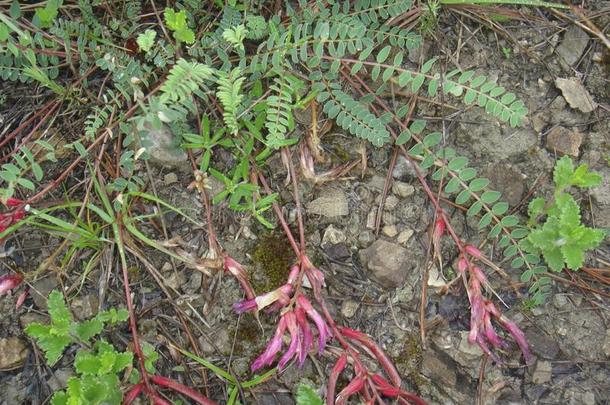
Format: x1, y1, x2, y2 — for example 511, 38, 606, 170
0, 197, 26, 237
232, 261, 332, 371
459, 247, 532, 365
327, 328, 427, 405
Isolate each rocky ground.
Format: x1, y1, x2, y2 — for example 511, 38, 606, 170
1, 4, 610, 405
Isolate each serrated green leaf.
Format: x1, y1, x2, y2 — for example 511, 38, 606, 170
528, 197, 546, 221
296, 383, 323, 405
75, 351, 101, 375
75, 319, 104, 341
48, 290, 72, 324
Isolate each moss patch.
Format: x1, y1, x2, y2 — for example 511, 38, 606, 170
250, 232, 295, 293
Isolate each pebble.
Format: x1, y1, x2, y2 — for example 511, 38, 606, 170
357, 230, 375, 247
382, 225, 398, 238
0, 337, 28, 371
359, 240, 411, 288
545, 126, 583, 157
141, 123, 189, 171
322, 225, 347, 247
163, 172, 178, 185
307, 189, 349, 217
555, 25, 589, 66
392, 181, 415, 198
383, 195, 399, 210
397, 229, 414, 245
555, 78, 597, 113
532, 360, 552, 384
341, 300, 359, 318
31, 277, 59, 309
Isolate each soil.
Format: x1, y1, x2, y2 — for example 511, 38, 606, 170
1, 4, 609, 405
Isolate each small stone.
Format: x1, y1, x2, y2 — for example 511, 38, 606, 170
482, 163, 525, 206
163, 271, 186, 290
163, 172, 178, 185
359, 240, 411, 288
602, 329, 610, 358
556, 26, 589, 66
552, 293, 570, 309
396, 229, 414, 245
341, 300, 359, 318
199, 329, 231, 354
545, 126, 583, 157
427, 265, 447, 288
532, 360, 552, 384
322, 225, 346, 247
531, 113, 548, 133
19, 313, 46, 329
590, 167, 610, 206
366, 209, 377, 229
382, 225, 398, 238
384, 195, 399, 210
242, 226, 256, 240
31, 277, 59, 309
47, 368, 73, 391
71, 294, 99, 320
393, 156, 427, 180
307, 189, 349, 217
358, 230, 375, 247
161, 262, 172, 272
421, 352, 457, 387
325, 243, 351, 261
382, 212, 397, 226
368, 175, 386, 191
458, 332, 484, 357
0, 337, 28, 371
140, 123, 189, 170
392, 181, 415, 198
555, 78, 597, 113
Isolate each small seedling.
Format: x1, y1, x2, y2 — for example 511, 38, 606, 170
163, 8, 195, 44
522, 156, 605, 272
25, 290, 132, 405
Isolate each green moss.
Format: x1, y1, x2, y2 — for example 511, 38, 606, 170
250, 232, 294, 292
394, 333, 427, 391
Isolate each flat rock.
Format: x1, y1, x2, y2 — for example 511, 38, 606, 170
545, 126, 583, 157
359, 240, 410, 288
555, 78, 597, 113
482, 163, 525, 206
590, 167, 610, 206
341, 300, 359, 318
532, 360, 552, 384
0, 337, 28, 371
140, 123, 189, 170
321, 225, 346, 247
307, 189, 348, 217
556, 26, 589, 66
30, 277, 59, 309
392, 181, 415, 198
525, 328, 560, 360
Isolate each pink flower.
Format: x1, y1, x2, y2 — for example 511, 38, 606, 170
0, 273, 23, 295
233, 284, 293, 314
251, 314, 288, 371
224, 256, 255, 300
295, 307, 312, 366
335, 376, 365, 405
5, 198, 23, 207
464, 244, 483, 259
278, 312, 300, 369
296, 295, 332, 353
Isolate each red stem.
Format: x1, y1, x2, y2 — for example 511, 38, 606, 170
150, 375, 219, 405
